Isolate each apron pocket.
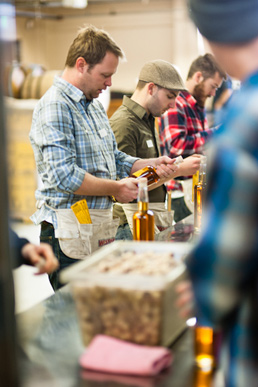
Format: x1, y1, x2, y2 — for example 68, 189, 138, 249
55, 208, 119, 260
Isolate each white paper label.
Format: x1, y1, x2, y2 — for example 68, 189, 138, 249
146, 139, 153, 148
99, 128, 108, 138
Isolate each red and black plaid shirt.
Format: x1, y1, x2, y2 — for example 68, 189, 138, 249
158, 90, 216, 190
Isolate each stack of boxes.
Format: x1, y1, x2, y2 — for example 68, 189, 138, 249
5, 97, 38, 221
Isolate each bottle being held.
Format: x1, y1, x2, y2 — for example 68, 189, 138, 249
131, 165, 160, 186
132, 156, 183, 188
194, 156, 207, 233
133, 178, 155, 241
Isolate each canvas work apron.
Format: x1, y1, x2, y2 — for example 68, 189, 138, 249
42, 205, 119, 259
121, 202, 174, 234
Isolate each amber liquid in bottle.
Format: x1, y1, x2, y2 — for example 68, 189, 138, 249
192, 170, 199, 202
193, 367, 213, 387
131, 166, 160, 186
133, 178, 155, 241
194, 326, 214, 371
194, 158, 207, 233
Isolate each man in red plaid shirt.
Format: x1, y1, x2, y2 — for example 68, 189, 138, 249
158, 54, 226, 221
159, 54, 226, 160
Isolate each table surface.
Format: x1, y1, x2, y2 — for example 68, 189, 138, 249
155, 214, 196, 243
17, 214, 219, 387
18, 285, 198, 387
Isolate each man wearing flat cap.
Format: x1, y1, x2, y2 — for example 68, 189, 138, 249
110, 60, 200, 240
158, 54, 226, 222
176, 1, 258, 386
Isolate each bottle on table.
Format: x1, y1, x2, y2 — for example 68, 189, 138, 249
194, 156, 207, 233
193, 366, 213, 387
194, 318, 222, 373
194, 325, 215, 372
131, 165, 160, 186
192, 170, 199, 202
133, 177, 155, 241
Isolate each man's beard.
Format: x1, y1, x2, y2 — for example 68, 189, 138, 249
193, 82, 206, 108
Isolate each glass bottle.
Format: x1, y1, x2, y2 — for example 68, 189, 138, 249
192, 170, 199, 202
193, 367, 213, 387
133, 178, 155, 241
131, 165, 160, 186
194, 156, 207, 233
194, 325, 215, 372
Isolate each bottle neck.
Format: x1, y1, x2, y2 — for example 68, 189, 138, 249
137, 179, 149, 210
138, 201, 149, 212
132, 166, 160, 185
198, 162, 207, 185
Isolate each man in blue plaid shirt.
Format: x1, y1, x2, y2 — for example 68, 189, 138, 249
180, 0, 258, 385
29, 25, 179, 290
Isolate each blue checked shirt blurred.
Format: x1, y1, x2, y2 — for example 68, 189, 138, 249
186, 70, 258, 387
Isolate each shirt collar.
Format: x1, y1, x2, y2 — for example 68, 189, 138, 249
53, 75, 93, 108
122, 95, 152, 121
179, 90, 205, 111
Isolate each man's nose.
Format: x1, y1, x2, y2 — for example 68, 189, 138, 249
105, 76, 112, 87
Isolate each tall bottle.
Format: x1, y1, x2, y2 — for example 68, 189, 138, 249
193, 367, 213, 387
131, 165, 160, 186
194, 156, 207, 233
192, 170, 199, 202
133, 178, 155, 241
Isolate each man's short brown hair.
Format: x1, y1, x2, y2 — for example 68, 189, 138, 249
187, 53, 226, 80
65, 25, 124, 69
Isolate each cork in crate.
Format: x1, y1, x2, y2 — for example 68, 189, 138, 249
61, 241, 191, 347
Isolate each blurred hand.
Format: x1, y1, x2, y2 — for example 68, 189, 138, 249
21, 242, 59, 275
176, 154, 201, 177
175, 280, 195, 319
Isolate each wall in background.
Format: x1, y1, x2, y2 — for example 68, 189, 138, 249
15, 0, 201, 93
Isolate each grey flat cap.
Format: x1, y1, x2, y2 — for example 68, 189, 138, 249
139, 60, 186, 91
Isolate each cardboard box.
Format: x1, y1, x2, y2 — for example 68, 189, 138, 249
5, 97, 38, 220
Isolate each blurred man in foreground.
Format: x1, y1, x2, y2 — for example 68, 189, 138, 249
178, 1, 258, 385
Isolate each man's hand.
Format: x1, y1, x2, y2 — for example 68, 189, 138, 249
115, 178, 139, 203
153, 156, 179, 179
175, 154, 201, 177
21, 243, 59, 275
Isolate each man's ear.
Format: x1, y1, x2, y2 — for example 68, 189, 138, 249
76, 57, 87, 73
147, 82, 156, 95
193, 71, 204, 84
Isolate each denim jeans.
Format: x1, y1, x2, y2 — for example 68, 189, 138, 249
172, 196, 192, 223
40, 221, 80, 291
115, 223, 133, 241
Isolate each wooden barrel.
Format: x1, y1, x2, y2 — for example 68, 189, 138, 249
3, 62, 27, 99
23, 63, 46, 78
21, 70, 62, 99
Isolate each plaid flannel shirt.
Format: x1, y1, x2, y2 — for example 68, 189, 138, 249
158, 90, 216, 157
186, 70, 258, 387
158, 90, 217, 190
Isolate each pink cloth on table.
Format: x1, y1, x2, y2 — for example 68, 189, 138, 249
79, 335, 173, 376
